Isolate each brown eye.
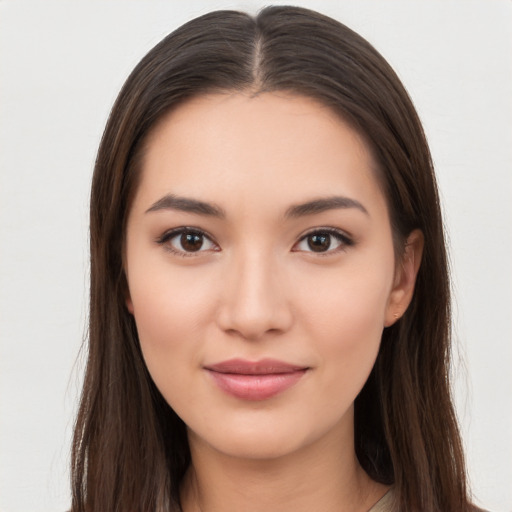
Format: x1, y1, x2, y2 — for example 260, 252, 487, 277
157, 228, 217, 256
307, 233, 331, 252
180, 232, 204, 252
294, 229, 353, 254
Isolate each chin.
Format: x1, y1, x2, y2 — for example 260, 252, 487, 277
186, 408, 352, 463
195, 430, 310, 461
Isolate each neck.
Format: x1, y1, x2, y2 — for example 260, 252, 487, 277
180, 416, 389, 512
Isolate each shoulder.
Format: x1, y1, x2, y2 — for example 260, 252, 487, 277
367, 489, 490, 512
368, 489, 394, 512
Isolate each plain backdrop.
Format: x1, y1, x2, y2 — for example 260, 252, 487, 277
0, 1, 511, 511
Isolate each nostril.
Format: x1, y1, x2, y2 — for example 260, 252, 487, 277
215, 298, 293, 341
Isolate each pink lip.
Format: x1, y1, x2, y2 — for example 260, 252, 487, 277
204, 358, 308, 401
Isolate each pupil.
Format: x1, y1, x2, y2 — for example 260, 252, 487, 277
308, 233, 330, 252
181, 232, 203, 251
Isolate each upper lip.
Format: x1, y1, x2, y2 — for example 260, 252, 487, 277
204, 358, 308, 375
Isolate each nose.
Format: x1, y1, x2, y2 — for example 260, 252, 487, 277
216, 252, 293, 341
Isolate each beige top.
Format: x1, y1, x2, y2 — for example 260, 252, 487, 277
366, 489, 489, 512
368, 489, 394, 512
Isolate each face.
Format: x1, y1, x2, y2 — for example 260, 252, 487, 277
124, 92, 419, 461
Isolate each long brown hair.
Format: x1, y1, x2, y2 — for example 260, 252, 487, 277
72, 6, 470, 511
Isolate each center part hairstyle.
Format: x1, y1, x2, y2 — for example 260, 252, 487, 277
72, 6, 470, 512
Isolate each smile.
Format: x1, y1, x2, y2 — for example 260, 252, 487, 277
204, 358, 309, 401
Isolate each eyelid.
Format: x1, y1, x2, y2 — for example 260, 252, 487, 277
292, 227, 354, 255
155, 226, 354, 257
156, 227, 219, 257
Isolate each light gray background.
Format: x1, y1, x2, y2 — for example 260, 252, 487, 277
0, 1, 511, 511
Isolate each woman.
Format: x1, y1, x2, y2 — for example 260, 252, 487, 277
71, 6, 476, 511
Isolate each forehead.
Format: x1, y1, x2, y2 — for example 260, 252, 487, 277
135, 92, 386, 218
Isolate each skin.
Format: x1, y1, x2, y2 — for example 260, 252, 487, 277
124, 92, 423, 512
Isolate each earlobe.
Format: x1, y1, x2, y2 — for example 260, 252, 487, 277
384, 229, 424, 327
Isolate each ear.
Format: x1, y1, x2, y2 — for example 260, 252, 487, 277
384, 229, 424, 327
123, 265, 135, 315
122, 247, 135, 315
123, 275, 134, 314
126, 293, 134, 314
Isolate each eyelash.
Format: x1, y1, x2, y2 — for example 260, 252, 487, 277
155, 227, 354, 257
294, 228, 354, 256
156, 227, 218, 258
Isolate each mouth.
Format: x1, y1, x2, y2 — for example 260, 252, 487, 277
203, 358, 309, 401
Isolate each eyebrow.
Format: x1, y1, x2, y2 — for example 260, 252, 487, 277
145, 193, 368, 218
284, 196, 368, 218
145, 194, 226, 218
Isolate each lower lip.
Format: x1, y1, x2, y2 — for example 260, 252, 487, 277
206, 370, 307, 401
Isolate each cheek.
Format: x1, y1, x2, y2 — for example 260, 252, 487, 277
129, 247, 217, 331
297, 261, 393, 376
301, 264, 391, 333
127, 261, 218, 390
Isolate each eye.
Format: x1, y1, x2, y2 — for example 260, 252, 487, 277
157, 228, 218, 256
293, 228, 353, 254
